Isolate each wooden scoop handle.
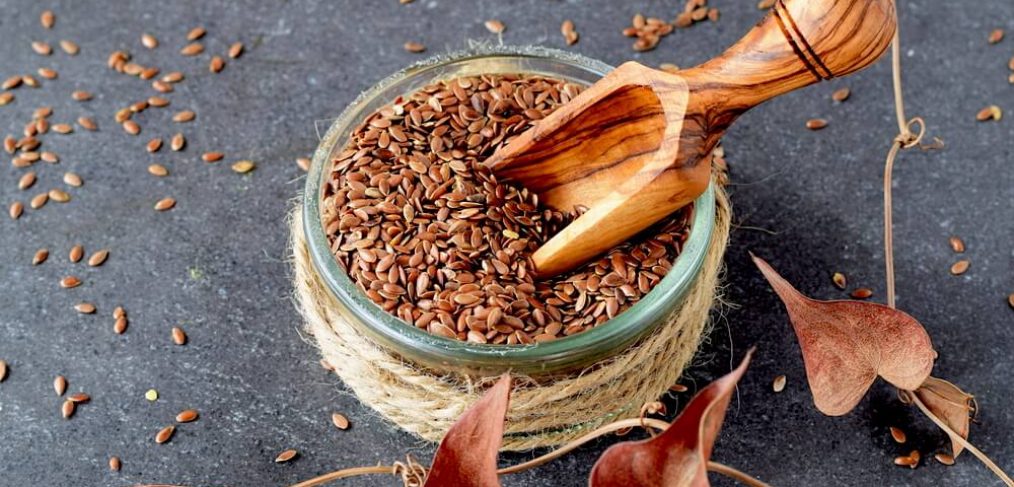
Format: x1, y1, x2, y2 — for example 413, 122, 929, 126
681, 0, 897, 114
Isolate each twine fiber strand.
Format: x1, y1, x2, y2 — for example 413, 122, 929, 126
291, 185, 730, 451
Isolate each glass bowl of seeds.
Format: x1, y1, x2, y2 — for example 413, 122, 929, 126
303, 45, 716, 375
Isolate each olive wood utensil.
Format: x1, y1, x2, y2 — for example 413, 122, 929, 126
485, 0, 897, 277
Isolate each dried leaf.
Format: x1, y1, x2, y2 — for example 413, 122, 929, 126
423, 374, 511, 487
913, 376, 975, 458
752, 255, 935, 415
589, 350, 753, 487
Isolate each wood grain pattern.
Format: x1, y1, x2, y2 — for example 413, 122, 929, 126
486, 0, 897, 276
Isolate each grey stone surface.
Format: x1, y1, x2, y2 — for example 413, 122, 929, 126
0, 0, 1011, 486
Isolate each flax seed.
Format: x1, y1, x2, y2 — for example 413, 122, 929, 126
148, 96, 170, 107
41, 151, 58, 163
171, 326, 187, 345
114, 317, 128, 334
170, 133, 185, 151
49, 188, 70, 202
109, 456, 121, 471
52, 123, 73, 134
331, 412, 350, 430
122, 120, 140, 135
949, 236, 965, 253
851, 288, 873, 299
832, 87, 851, 102
231, 160, 255, 173
142, 33, 158, 49
77, 116, 97, 130
175, 409, 199, 423
75, 302, 96, 314
296, 157, 310, 171
935, 452, 955, 466
186, 26, 206, 41
62, 400, 75, 418
0, 360, 6, 382
209, 56, 225, 73
162, 71, 184, 83
180, 43, 204, 56
38, 68, 57, 79
988, 29, 1004, 44
202, 152, 224, 162
63, 172, 82, 187
41, 10, 55, 29
9, 201, 23, 220
228, 42, 244, 59
87, 249, 109, 267
275, 449, 298, 463
59, 40, 79, 55
32, 41, 53, 56
30, 193, 47, 209
0, 92, 13, 106
154, 197, 175, 211
69, 244, 84, 263
18, 172, 36, 190
33, 249, 48, 265
976, 105, 1002, 122
147, 138, 163, 152
806, 118, 828, 130
403, 41, 425, 53
54, 375, 66, 396
68, 392, 89, 403
155, 425, 175, 444
71, 90, 92, 101
950, 259, 969, 275
890, 426, 907, 443
172, 110, 195, 123
484, 19, 505, 34
61, 276, 81, 288
772, 375, 786, 392
148, 164, 169, 177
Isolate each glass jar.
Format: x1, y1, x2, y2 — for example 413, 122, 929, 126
303, 46, 716, 376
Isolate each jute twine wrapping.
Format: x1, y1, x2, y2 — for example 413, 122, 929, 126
290, 186, 730, 451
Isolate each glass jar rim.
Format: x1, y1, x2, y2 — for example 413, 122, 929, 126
302, 46, 716, 375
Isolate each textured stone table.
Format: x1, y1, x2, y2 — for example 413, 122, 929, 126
0, 1, 1011, 486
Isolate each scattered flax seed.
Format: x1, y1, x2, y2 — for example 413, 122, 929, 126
171, 326, 187, 345
890, 426, 907, 443
68, 392, 90, 403
0, 360, 6, 382
949, 236, 965, 253
122, 120, 141, 135
148, 96, 170, 107
950, 259, 970, 276
69, 245, 84, 263
484, 19, 505, 34
2, 75, 21, 90
180, 43, 204, 56
114, 316, 128, 334
87, 249, 109, 267
109, 456, 121, 471
152, 80, 173, 93
154, 197, 176, 211
63, 172, 83, 187
145, 389, 158, 401
988, 29, 1005, 44
275, 449, 298, 463
772, 375, 787, 392
18, 172, 36, 190
209, 56, 225, 73
41, 10, 55, 29
114, 307, 126, 320
148, 164, 169, 177
49, 188, 70, 202
74, 303, 96, 314
403, 41, 426, 53
187, 26, 207, 41
62, 400, 75, 419
78, 117, 97, 130
71, 90, 93, 102
561, 20, 579, 45
170, 133, 185, 151
832, 272, 847, 290
60, 276, 81, 288
38, 68, 58, 80
155, 425, 175, 444
935, 452, 955, 466
176, 409, 199, 423
0, 92, 13, 106
231, 160, 255, 173
30, 193, 47, 209
228, 42, 244, 59
41, 151, 58, 163
296, 157, 311, 172
32, 41, 53, 56
52, 123, 73, 134
1008, 293, 1014, 310
851, 288, 873, 299
172, 110, 195, 123
832, 87, 851, 102
894, 450, 920, 469
33, 249, 49, 265
59, 40, 79, 55
806, 118, 829, 130
202, 152, 224, 162
9, 201, 24, 220
54, 375, 67, 396
147, 138, 163, 152
669, 384, 688, 393
142, 33, 158, 49
331, 412, 350, 430
976, 105, 1002, 122
162, 71, 184, 83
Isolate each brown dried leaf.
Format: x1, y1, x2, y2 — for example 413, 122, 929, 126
589, 350, 753, 487
913, 376, 975, 458
423, 374, 510, 487
752, 255, 935, 415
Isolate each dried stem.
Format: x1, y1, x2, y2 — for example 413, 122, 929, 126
908, 393, 1013, 486
287, 465, 399, 487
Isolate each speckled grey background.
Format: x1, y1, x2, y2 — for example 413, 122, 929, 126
0, 1, 1011, 486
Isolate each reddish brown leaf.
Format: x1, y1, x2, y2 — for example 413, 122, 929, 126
589, 349, 753, 487
913, 376, 975, 458
423, 374, 511, 487
752, 255, 935, 416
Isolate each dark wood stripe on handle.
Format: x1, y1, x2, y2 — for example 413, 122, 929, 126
777, 0, 835, 79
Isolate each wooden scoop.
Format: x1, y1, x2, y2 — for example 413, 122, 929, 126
485, 0, 897, 277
